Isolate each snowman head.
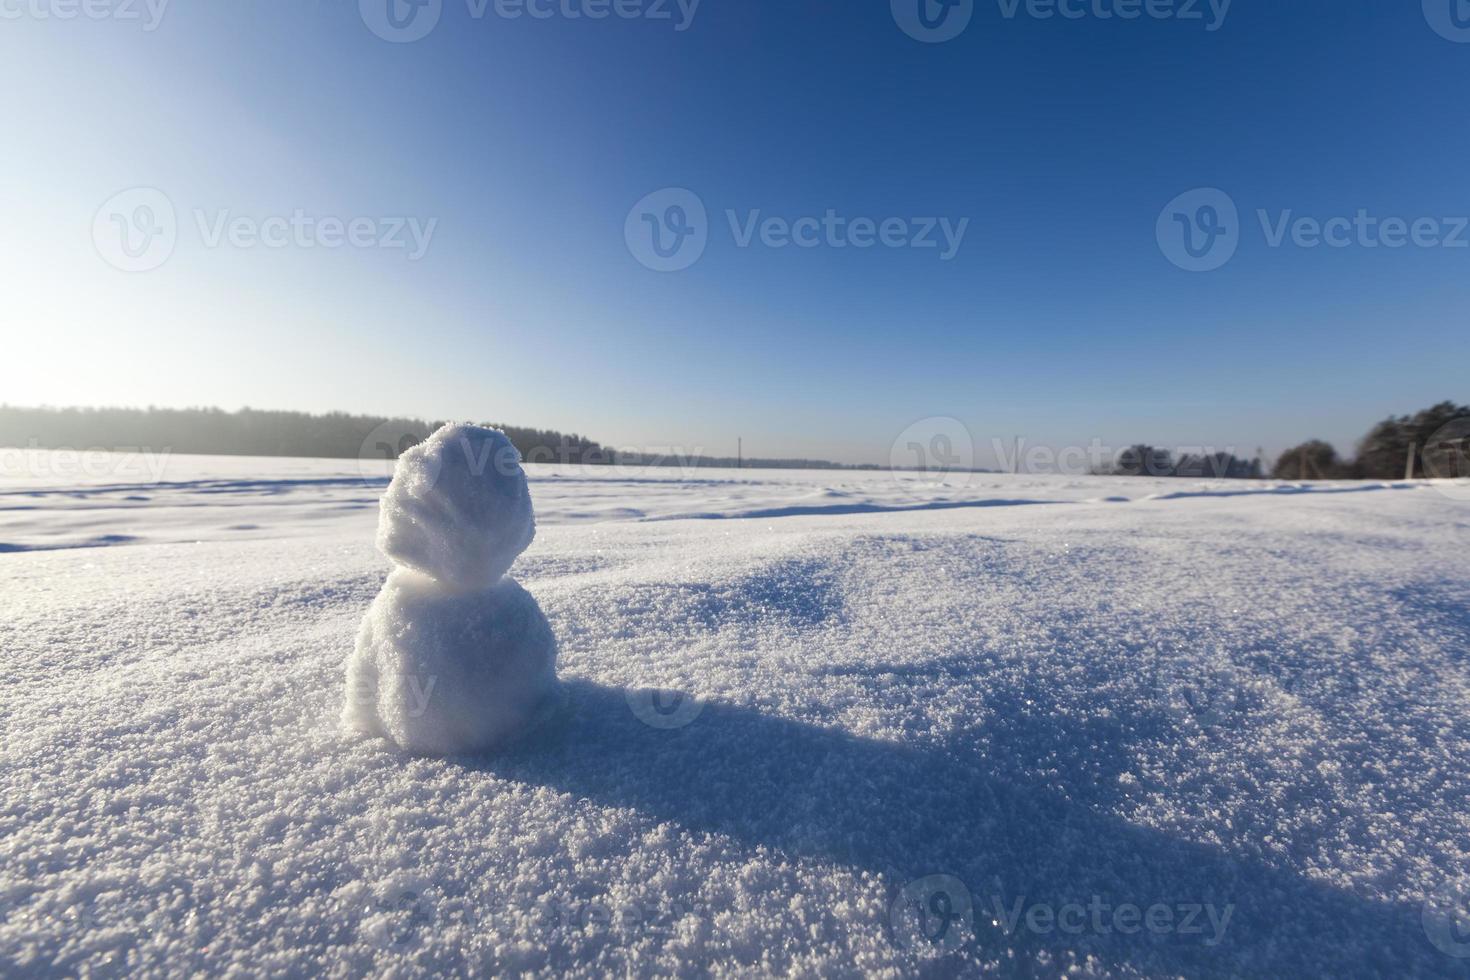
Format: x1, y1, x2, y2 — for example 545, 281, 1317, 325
376, 423, 536, 591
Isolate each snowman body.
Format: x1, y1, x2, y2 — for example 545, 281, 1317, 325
344, 423, 559, 755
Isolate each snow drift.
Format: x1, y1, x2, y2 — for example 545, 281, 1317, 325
344, 423, 559, 754
6, 452, 1469, 976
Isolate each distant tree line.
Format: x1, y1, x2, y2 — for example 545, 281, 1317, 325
1091, 401, 1468, 481
0, 405, 611, 465
1095, 446, 1263, 479
4, 401, 1465, 479
1272, 402, 1470, 480
0, 405, 863, 471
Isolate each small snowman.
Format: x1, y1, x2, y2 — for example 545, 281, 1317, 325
344, 423, 560, 755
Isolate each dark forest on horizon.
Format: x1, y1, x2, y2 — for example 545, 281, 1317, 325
1, 402, 1466, 479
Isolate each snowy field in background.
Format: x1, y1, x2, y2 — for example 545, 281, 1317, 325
3, 451, 1469, 976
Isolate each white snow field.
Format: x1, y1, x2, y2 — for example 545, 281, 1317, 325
2, 451, 1469, 977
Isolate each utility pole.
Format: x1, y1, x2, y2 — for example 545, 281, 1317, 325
1405, 442, 1417, 480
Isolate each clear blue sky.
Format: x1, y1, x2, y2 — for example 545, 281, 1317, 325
3, 1, 1466, 466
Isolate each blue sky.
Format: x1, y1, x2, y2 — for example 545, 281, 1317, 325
3, 0, 1467, 466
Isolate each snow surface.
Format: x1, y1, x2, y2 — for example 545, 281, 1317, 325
2, 451, 1470, 976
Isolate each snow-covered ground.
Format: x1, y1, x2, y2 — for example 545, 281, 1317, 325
3, 451, 1469, 976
